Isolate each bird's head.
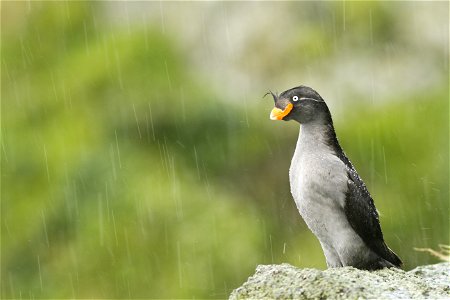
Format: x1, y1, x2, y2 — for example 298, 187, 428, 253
268, 85, 332, 125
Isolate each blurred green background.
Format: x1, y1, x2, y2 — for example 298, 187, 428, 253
2, 1, 448, 298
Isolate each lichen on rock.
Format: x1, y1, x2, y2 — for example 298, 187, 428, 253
230, 262, 450, 299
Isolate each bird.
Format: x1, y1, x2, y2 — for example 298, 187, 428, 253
268, 85, 402, 270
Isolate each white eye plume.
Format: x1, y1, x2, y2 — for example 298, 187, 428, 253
292, 96, 299, 101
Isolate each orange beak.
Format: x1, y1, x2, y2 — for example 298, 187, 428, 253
269, 103, 293, 120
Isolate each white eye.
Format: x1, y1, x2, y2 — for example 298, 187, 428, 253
292, 96, 299, 101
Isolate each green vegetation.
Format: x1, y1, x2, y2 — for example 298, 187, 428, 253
2, 2, 448, 298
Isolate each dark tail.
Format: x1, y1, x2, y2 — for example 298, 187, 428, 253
374, 241, 402, 269
385, 245, 402, 267
364, 248, 402, 270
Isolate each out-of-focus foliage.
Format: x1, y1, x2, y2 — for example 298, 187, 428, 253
1, 1, 448, 298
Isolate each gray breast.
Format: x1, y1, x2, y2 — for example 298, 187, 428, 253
289, 138, 349, 238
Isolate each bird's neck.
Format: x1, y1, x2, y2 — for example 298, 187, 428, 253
297, 122, 342, 154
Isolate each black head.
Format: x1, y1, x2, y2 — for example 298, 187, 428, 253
269, 85, 332, 124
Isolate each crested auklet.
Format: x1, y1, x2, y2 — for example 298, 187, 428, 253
268, 85, 402, 270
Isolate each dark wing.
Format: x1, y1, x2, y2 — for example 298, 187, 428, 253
344, 166, 402, 267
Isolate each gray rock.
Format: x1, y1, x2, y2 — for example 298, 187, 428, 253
230, 263, 450, 299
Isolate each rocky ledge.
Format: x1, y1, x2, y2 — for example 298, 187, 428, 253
230, 262, 450, 299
